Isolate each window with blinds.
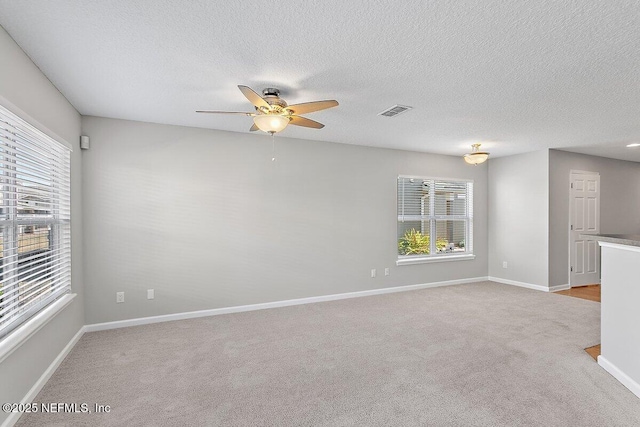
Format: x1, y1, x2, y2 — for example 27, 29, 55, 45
0, 105, 71, 339
397, 176, 473, 260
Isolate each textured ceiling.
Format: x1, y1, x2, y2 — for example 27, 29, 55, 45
1, 1, 640, 161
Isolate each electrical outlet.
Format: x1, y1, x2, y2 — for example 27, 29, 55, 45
503, 261, 508, 269
116, 292, 124, 303
147, 289, 154, 300
371, 269, 376, 278
384, 267, 390, 276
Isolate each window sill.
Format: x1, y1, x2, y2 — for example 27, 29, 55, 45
0, 293, 76, 364
396, 254, 476, 266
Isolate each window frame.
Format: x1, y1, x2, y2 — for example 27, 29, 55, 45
396, 175, 475, 266
0, 103, 72, 340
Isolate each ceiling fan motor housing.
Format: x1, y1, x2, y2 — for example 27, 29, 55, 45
261, 88, 288, 110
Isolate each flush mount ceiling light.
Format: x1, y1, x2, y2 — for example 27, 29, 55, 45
463, 143, 490, 165
627, 143, 640, 147
253, 114, 290, 134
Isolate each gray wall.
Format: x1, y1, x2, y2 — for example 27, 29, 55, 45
548, 149, 640, 287
0, 25, 83, 425
81, 116, 488, 324
488, 150, 549, 287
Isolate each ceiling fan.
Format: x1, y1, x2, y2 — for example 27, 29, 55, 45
197, 85, 339, 134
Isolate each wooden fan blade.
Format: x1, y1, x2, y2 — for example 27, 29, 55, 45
289, 115, 324, 129
196, 111, 255, 115
249, 123, 259, 132
238, 85, 270, 109
286, 100, 338, 115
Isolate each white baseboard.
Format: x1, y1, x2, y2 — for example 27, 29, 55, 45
2, 326, 85, 427
598, 355, 640, 399
488, 276, 556, 292
85, 276, 489, 332
549, 283, 571, 292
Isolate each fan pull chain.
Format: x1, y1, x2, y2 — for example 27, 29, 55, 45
271, 132, 276, 162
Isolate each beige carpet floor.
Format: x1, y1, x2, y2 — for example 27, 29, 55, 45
16, 281, 640, 426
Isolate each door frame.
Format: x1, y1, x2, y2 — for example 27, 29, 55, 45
568, 170, 600, 287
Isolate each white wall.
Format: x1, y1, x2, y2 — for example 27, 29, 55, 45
81, 116, 488, 324
0, 25, 83, 425
488, 150, 549, 287
548, 149, 640, 287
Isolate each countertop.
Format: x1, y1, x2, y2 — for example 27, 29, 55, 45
581, 234, 640, 247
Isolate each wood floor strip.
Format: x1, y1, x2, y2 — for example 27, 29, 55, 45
585, 344, 601, 361
555, 284, 601, 303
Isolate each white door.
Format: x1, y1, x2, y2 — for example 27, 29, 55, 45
569, 171, 600, 287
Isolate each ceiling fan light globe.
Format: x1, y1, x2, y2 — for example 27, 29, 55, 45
253, 114, 289, 133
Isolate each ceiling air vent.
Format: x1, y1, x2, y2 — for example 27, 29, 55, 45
378, 104, 413, 117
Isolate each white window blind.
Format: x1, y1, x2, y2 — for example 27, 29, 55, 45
397, 176, 473, 259
0, 105, 71, 339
